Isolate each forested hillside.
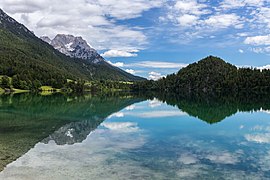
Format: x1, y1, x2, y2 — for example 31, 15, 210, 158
133, 56, 270, 93
0, 9, 144, 91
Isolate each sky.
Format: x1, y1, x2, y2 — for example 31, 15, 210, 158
1, 0, 270, 80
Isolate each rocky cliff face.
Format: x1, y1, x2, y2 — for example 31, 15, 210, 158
41, 34, 104, 64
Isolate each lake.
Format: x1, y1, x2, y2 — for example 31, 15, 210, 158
0, 93, 270, 179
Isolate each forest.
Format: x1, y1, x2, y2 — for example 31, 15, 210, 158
132, 56, 270, 94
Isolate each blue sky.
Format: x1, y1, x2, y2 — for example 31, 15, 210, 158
1, 0, 270, 79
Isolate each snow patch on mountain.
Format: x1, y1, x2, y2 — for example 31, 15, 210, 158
41, 34, 104, 64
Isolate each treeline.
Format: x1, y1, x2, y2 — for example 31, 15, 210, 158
0, 75, 132, 93
132, 56, 270, 94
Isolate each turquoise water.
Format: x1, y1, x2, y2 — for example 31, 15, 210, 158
0, 94, 270, 179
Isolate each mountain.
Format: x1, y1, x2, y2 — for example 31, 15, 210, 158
0, 9, 145, 90
41, 34, 104, 64
133, 56, 270, 93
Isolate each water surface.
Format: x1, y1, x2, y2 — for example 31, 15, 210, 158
0, 93, 270, 179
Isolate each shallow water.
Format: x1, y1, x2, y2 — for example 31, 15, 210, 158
0, 93, 270, 179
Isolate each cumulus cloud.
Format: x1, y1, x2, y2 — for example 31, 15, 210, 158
249, 47, 270, 54
244, 35, 270, 54
148, 71, 164, 80
0, 0, 163, 50
165, 0, 242, 31
125, 69, 136, 75
173, 0, 209, 16
101, 49, 138, 57
107, 61, 125, 68
204, 14, 243, 29
160, 0, 270, 54
244, 35, 270, 46
220, 0, 265, 10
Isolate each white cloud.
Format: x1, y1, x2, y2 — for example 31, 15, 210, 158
107, 61, 188, 69
101, 49, 139, 58
204, 14, 242, 29
149, 71, 164, 80
177, 14, 199, 27
173, 0, 209, 16
244, 33, 270, 55
107, 61, 125, 68
220, 0, 265, 10
0, 0, 163, 50
167, 0, 210, 28
163, 0, 245, 42
125, 69, 136, 74
134, 61, 188, 69
95, 0, 163, 20
244, 35, 270, 46
239, 49, 244, 53
249, 47, 270, 54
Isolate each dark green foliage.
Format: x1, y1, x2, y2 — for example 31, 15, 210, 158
133, 56, 270, 94
0, 76, 11, 88
0, 9, 145, 91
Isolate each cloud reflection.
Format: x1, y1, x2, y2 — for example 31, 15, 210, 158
135, 110, 187, 118
148, 98, 162, 108
101, 122, 139, 133
0, 121, 147, 179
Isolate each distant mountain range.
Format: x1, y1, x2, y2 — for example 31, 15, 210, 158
0, 8, 145, 88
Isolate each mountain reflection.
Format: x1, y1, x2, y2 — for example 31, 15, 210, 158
42, 119, 101, 145
0, 93, 143, 171
1, 92, 270, 171
142, 92, 270, 124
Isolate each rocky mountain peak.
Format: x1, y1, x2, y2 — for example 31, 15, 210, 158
40, 36, 52, 44
41, 34, 104, 64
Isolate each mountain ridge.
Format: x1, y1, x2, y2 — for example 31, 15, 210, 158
0, 8, 145, 91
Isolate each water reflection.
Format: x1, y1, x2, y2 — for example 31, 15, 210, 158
146, 92, 270, 123
0, 93, 143, 171
1, 92, 270, 179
